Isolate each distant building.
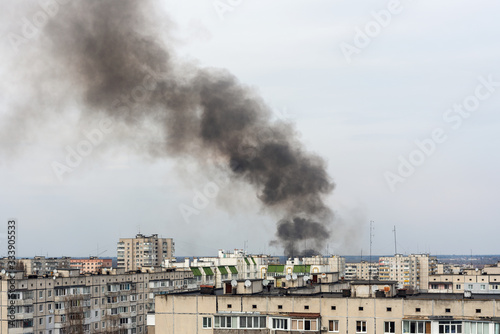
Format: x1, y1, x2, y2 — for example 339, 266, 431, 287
117, 234, 174, 271
379, 254, 437, 291
69, 257, 112, 274
167, 249, 278, 288
0, 256, 72, 275
345, 261, 379, 280
428, 270, 500, 294
302, 255, 346, 277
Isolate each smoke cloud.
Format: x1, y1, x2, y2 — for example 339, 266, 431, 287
3, 0, 334, 256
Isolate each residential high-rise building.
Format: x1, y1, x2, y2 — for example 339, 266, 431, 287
117, 234, 174, 271
379, 254, 437, 291
0, 267, 193, 334
344, 261, 379, 280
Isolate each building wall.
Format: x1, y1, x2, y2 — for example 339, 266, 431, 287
155, 294, 500, 334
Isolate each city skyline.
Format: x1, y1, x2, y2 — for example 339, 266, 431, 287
1, 1, 499, 257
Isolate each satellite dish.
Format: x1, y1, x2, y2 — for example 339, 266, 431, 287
1, 269, 5, 275
231, 279, 238, 287
262, 279, 269, 286
53, 276, 56, 280
53, 269, 58, 274
292, 274, 298, 280
304, 275, 310, 281
244, 280, 251, 288
286, 274, 291, 281
371, 285, 379, 292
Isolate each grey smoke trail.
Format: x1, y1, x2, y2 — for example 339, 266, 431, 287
5, 0, 334, 256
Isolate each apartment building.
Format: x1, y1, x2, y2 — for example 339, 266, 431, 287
167, 250, 278, 288
0, 267, 193, 334
154, 282, 500, 333
70, 258, 113, 274
170, 252, 346, 289
379, 254, 437, 291
428, 274, 500, 294
117, 234, 174, 271
344, 261, 379, 280
0, 257, 72, 275
302, 255, 346, 277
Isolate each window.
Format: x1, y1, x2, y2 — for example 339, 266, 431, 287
385, 322, 396, 334
202, 317, 212, 329
439, 321, 462, 334
39, 291, 43, 299
403, 321, 430, 334
291, 319, 318, 330
359, 307, 364, 311
305, 305, 309, 310
467, 284, 473, 290
387, 307, 392, 312
446, 308, 451, 313
240, 316, 266, 328
278, 305, 283, 310
39, 304, 43, 312
331, 306, 336, 310
214, 316, 235, 329
252, 305, 257, 309
48, 291, 52, 297
227, 304, 232, 309
416, 308, 421, 313
464, 322, 489, 334
272, 318, 288, 330
476, 309, 481, 314
329, 320, 339, 332
480, 285, 486, 290
456, 284, 461, 289
357, 321, 367, 333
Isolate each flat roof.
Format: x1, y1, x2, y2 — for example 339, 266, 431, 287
158, 289, 500, 300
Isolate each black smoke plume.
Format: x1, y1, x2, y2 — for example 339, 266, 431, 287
5, 0, 334, 256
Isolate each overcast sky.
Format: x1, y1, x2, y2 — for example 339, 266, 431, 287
0, 1, 499, 258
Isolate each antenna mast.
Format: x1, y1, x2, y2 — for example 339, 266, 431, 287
393, 225, 397, 255
369, 220, 374, 296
